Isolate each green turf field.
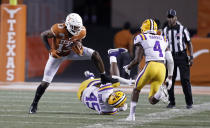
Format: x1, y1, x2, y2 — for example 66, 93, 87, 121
0, 90, 209, 128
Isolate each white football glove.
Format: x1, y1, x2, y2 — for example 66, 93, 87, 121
118, 103, 128, 112
123, 65, 130, 75
165, 77, 172, 90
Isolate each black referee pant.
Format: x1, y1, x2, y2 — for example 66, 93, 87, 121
168, 51, 193, 106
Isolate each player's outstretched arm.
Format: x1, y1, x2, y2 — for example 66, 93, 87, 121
165, 47, 174, 90
40, 29, 54, 51
124, 44, 143, 74
41, 30, 61, 58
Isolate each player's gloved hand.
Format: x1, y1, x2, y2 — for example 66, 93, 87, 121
50, 49, 61, 58
118, 103, 128, 112
100, 74, 118, 84
72, 41, 84, 56
123, 65, 130, 75
165, 76, 172, 90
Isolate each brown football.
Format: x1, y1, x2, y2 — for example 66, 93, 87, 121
72, 41, 84, 56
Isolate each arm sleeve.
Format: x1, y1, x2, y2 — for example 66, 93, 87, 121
165, 50, 174, 76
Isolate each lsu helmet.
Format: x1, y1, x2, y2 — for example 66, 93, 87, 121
108, 90, 127, 108
141, 19, 158, 34
65, 13, 83, 36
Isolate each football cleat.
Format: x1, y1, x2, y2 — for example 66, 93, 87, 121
29, 103, 38, 114
84, 70, 95, 79
186, 105, 193, 109
126, 114, 135, 121
108, 48, 128, 57
167, 104, 176, 108
159, 85, 169, 104
100, 74, 118, 84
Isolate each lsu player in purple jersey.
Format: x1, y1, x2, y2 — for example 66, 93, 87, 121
77, 48, 134, 115
124, 19, 174, 121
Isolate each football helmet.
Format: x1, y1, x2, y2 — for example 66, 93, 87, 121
141, 19, 158, 34
108, 90, 127, 108
65, 13, 83, 36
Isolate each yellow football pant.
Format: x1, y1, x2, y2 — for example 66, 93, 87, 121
135, 61, 166, 98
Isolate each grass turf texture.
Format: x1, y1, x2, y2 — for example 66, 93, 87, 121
0, 90, 209, 128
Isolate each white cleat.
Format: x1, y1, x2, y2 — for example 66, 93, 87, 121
126, 115, 135, 121
159, 85, 169, 104
108, 48, 128, 57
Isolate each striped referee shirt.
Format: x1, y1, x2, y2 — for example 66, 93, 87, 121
163, 22, 191, 54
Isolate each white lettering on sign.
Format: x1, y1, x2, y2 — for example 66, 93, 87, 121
7, 44, 16, 57
6, 57, 15, 69
7, 69, 14, 81
3, 7, 21, 81
7, 32, 16, 44
8, 19, 16, 31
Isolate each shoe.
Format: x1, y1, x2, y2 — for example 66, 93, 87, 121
108, 48, 128, 57
166, 104, 176, 108
84, 70, 95, 79
100, 74, 118, 84
29, 103, 38, 114
186, 105, 193, 109
159, 85, 169, 104
126, 114, 135, 121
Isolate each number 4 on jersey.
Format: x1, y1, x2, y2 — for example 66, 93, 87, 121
153, 41, 163, 57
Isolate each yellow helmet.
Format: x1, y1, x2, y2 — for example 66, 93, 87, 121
141, 19, 158, 34
108, 90, 127, 108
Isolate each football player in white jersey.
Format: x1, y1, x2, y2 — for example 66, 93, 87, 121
77, 48, 134, 115
123, 19, 174, 121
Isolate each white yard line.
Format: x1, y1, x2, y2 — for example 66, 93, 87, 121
84, 102, 210, 128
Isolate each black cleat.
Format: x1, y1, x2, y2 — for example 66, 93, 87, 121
29, 103, 38, 114
166, 104, 176, 108
186, 105, 193, 109
100, 74, 118, 84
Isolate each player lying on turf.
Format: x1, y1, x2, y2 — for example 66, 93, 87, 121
77, 48, 134, 115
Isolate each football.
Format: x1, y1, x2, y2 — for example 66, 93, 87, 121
72, 40, 84, 56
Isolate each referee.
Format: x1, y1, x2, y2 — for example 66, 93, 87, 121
163, 9, 194, 109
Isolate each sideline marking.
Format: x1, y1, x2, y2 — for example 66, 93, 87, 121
84, 102, 210, 128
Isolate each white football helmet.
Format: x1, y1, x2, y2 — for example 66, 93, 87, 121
65, 13, 83, 36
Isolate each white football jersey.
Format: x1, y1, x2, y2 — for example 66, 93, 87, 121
81, 84, 117, 114
134, 33, 168, 62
